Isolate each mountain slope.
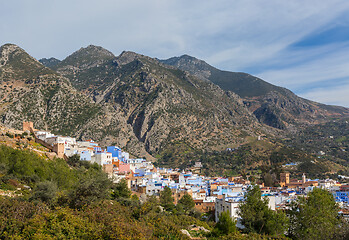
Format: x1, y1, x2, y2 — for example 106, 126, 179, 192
49, 45, 116, 92
39, 57, 61, 68
51, 46, 266, 156
0, 44, 101, 135
2, 43, 348, 176
161, 55, 349, 129
162, 55, 286, 98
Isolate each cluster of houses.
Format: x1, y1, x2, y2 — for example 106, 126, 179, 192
23, 121, 349, 223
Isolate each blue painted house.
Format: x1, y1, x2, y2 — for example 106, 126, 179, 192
107, 146, 122, 159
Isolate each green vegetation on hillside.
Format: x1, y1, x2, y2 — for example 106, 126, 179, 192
156, 139, 330, 179
238, 185, 288, 236
0, 144, 79, 190
288, 188, 347, 240
0, 145, 211, 239
285, 118, 349, 175
0, 145, 348, 239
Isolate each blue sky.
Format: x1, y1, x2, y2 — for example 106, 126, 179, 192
1, 0, 349, 107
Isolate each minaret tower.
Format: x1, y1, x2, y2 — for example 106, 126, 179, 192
302, 173, 306, 184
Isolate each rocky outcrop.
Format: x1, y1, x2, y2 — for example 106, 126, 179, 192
39, 57, 61, 68
0, 44, 263, 160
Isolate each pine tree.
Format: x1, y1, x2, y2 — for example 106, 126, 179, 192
177, 193, 195, 213
160, 186, 174, 211
213, 211, 237, 236
112, 179, 131, 199
238, 185, 288, 235
288, 188, 342, 240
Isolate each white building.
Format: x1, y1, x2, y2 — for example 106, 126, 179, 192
215, 196, 242, 222
215, 195, 276, 224
36, 131, 55, 141
45, 136, 77, 149
93, 152, 112, 165
318, 179, 337, 189
121, 152, 129, 161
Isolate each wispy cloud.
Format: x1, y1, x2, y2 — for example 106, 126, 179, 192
256, 43, 349, 90
300, 84, 349, 107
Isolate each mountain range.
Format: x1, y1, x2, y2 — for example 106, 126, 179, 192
1, 43, 348, 174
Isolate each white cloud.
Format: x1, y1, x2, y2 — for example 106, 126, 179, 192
300, 84, 349, 107
1, 0, 348, 59
256, 43, 349, 88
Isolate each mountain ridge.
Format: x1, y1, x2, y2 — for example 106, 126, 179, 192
2, 44, 265, 161
2, 43, 349, 174
161, 54, 349, 129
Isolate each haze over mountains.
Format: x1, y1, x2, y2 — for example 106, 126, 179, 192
1, 43, 349, 163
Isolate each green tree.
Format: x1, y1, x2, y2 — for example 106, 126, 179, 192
263, 173, 273, 187
69, 171, 111, 209
67, 154, 81, 167
288, 188, 341, 240
160, 186, 174, 211
19, 208, 98, 239
238, 185, 288, 236
213, 211, 237, 236
30, 181, 58, 204
112, 179, 131, 199
177, 193, 195, 213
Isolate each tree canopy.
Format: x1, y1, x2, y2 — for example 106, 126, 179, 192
160, 186, 175, 211
238, 185, 288, 236
213, 211, 237, 236
288, 188, 342, 240
112, 179, 131, 199
178, 193, 195, 213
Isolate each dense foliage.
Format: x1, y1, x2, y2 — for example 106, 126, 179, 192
1, 145, 348, 239
178, 193, 195, 214
213, 211, 237, 236
0, 145, 211, 239
160, 186, 175, 211
0, 144, 79, 190
0, 197, 212, 239
238, 185, 288, 236
288, 188, 347, 240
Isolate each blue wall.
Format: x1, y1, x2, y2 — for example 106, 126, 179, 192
107, 146, 122, 158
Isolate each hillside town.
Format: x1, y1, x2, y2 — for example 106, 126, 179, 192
18, 121, 349, 223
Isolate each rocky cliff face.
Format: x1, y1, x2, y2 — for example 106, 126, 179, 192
51, 47, 263, 158
4, 44, 348, 161
1, 44, 265, 160
0, 44, 102, 136
161, 55, 349, 129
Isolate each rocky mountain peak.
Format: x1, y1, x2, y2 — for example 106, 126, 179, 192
0, 43, 54, 83
79, 44, 115, 57
163, 54, 209, 69
161, 54, 213, 80
116, 51, 152, 66
0, 44, 38, 67
0, 43, 22, 53
53, 45, 115, 70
